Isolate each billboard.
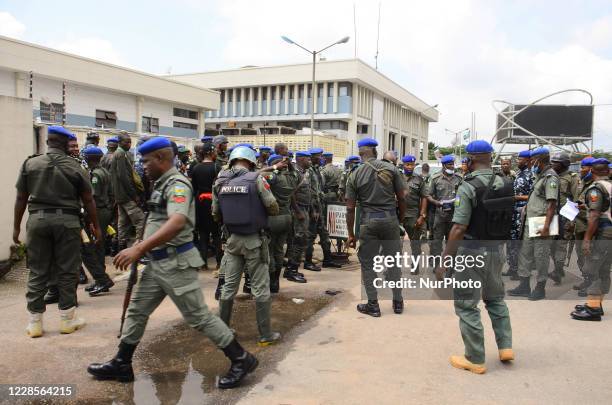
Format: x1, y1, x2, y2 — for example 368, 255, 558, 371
496, 104, 593, 144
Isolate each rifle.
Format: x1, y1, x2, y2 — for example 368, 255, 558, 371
117, 212, 148, 339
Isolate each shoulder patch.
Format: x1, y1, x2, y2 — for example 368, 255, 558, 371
261, 176, 271, 190
589, 190, 599, 203
91, 177, 98, 184
550, 181, 557, 188
454, 196, 461, 207
173, 184, 186, 196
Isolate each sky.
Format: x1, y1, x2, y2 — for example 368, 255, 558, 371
1, 0, 611, 151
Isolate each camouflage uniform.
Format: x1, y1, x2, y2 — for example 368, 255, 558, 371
506, 167, 534, 273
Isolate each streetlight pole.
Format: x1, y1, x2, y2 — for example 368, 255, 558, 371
281, 35, 350, 147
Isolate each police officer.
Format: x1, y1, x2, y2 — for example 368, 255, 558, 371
549, 151, 579, 284
110, 133, 145, 250
214, 135, 230, 174
427, 155, 463, 257
346, 138, 408, 316
213, 146, 282, 346
401, 154, 428, 273
85, 131, 100, 147
15, 126, 101, 337
257, 146, 272, 169
285, 151, 311, 283
503, 150, 533, 280
260, 154, 297, 292
338, 155, 361, 201
571, 158, 612, 321
100, 136, 118, 171
81, 146, 116, 297
573, 157, 595, 294
508, 147, 559, 300
88, 138, 257, 388
435, 140, 514, 374
305, 148, 342, 270
499, 157, 516, 181
321, 152, 344, 249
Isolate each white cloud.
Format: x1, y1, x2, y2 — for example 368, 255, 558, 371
0, 12, 26, 38
50, 37, 126, 66
208, 0, 612, 150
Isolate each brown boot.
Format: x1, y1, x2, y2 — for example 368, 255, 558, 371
449, 355, 486, 374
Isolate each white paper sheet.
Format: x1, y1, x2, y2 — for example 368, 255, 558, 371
559, 201, 579, 221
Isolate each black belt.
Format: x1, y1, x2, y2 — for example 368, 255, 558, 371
362, 209, 396, 219
30, 208, 80, 216
149, 242, 195, 261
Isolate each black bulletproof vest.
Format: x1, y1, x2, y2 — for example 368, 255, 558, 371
465, 174, 514, 240
218, 171, 267, 235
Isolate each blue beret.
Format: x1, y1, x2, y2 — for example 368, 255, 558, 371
402, 155, 416, 163
308, 147, 324, 155
465, 140, 494, 154
83, 146, 104, 156
107, 136, 119, 143
440, 155, 455, 164
296, 151, 311, 157
201, 136, 213, 142
258, 146, 272, 152
518, 150, 531, 158
138, 137, 172, 155
234, 143, 255, 150
530, 147, 549, 157
347, 155, 360, 162
288, 150, 294, 157
255, 152, 261, 158
581, 157, 594, 167
357, 138, 378, 148
461, 157, 469, 163
48, 125, 76, 140
267, 154, 283, 165
592, 158, 610, 166
609, 163, 612, 169
323, 152, 333, 157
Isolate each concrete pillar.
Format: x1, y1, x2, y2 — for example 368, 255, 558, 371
247, 87, 252, 116
232, 88, 237, 117
284, 84, 290, 114
266, 86, 271, 116
333, 81, 339, 113
303, 83, 308, 114
258, 87, 263, 116
323, 82, 328, 113
136, 96, 143, 133
240, 88, 245, 116
294, 84, 299, 114
313, 82, 318, 114
275, 85, 281, 114
198, 108, 205, 137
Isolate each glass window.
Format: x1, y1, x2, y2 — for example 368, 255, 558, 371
219, 90, 224, 103
253, 88, 258, 100
173, 107, 198, 120
228, 90, 233, 102
290, 86, 295, 99
95, 109, 117, 128
271, 87, 276, 100
298, 85, 304, 99
328, 83, 334, 97
236, 89, 241, 102
280, 86, 285, 99
339, 82, 352, 97
142, 116, 159, 134
317, 83, 324, 98
173, 121, 197, 130
262, 88, 267, 100
40, 102, 63, 123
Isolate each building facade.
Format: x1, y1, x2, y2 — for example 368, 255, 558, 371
0, 35, 219, 139
170, 59, 438, 158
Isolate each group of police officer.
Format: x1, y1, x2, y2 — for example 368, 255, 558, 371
12, 124, 612, 384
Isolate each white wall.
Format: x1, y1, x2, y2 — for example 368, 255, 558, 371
0, 96, 35, 261
142, 98, 173, 128
371, 93, 385, 147
0, 68, 16, 97
67, 83, 137, 123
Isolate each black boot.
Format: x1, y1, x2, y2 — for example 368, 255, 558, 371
243, 274, 252, 295
528, 281, 546, 301
571, 305, 603, 321
356, 300, 381, 317
322, 252, 342, 268
303, 262, 321, 272
218, 339, 259, 389
44, 287, 59, 304
79, 268, 89, 285
89, 280, 115, 297
392, 300, 404, 314
215, 276, 225, 301
270, 270, 281, 294
283, 264, 307, 283
507, 277, 531, 297
85, 282, 98, 292
575, 302, 605, 316
87, 342, 136, 382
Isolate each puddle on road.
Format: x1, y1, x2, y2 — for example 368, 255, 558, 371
88, 293, 333, 405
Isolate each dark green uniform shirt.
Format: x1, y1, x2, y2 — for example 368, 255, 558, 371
574, 178, 594, 234
293, 165, 311, 207
263, 169, 300, 215
452, 168, 505, 225
427, 172, 463, 220
403, 172, 427, 218
557, 169, 580, 207
345, 157, 406, 212
110, 147, 138, 204
16, 147, 92, 212
91, 166, 113, 209
585, 180, 612, 239
525, 167, 559, 218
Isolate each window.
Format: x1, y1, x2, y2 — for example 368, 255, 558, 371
236, 89, 241, 102
173, 121, 197, 130
328, 83, 335, 97
339, 82, 352, 97
289, 86, 295, 99
40, 102, 63, 122
262, 88, 267, 101
244, 88, 250, 100
173, 107, 198, 120
253, 88, 259, 101
298, 85, 304, 99
142, 116, 159, 134
280, 86, 285, 99
220, 90, 225, 103
307, 84, 312, 98
388, 132, 396, 150
95, 109, 117, 128
271, 87, 276, 100
228, 90, 233, 102
318, 83, 324, 98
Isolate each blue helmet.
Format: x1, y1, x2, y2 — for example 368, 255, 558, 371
229, 146, 257, 165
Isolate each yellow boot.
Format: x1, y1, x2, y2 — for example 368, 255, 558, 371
449, 355, 487, 374
60, 307, 86, 334
499, 348, 515, 362
26, 312, 43, 338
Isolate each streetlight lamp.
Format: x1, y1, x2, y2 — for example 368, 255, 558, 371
445, 127, 469, 159
281, 35, 350, 147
